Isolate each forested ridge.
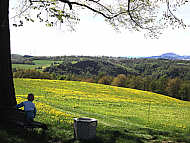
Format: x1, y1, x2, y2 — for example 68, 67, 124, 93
12, 55, 190, 101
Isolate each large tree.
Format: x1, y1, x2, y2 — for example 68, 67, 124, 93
0, 0, 16, 109
0, 0, 189, 111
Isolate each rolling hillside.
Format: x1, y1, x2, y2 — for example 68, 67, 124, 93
44, 59, 133, 76
12, 54, 190, 79
13, 78, 190, 143
11, 55, 190, 102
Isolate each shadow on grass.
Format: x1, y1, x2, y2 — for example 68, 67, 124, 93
64, 130, 145, 143
1, 123, 189, 143
64, 127, 190, 143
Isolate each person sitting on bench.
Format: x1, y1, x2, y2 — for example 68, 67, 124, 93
16, 93, 36, 122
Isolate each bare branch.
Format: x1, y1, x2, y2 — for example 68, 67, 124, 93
88, 0, 101, 3
28, 0, 128, 19
166, 0, 184, 25
127, 0, 159, 35
58, 0, 72, 10
29, 0, 72, 9
69, 1, 128, 19
127, 0, 144, 29
88, 0, 115, 15
29, 0, 47, 2
11, 0, 32, 19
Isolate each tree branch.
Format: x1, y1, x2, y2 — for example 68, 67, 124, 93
127, 0, 143, 29
29, 0, 128, 19
26, 0, 160, 33
11, 0, 32, 19
70, 1, 128, 19
127, 0, 158, 34
166, 0, 184, 25
88, 0, 114, 15
58, 0, 72, 10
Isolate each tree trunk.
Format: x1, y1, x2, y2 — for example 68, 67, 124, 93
0, 1, 46, 128
0, 0, 17, 109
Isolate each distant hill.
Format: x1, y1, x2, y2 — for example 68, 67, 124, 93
11, 54, 190, 79
146, 53, 190, 60
11, 54, 25, 61
44, 59, 134, 77
11, 54, 35, 65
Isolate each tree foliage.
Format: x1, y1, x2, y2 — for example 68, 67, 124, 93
98, 75, 113, 85
13, 69, 52, 79
111, 74, 127, 87
165, 78, 181, 98
11, 0, 190, 38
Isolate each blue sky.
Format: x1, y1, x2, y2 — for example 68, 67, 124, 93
9, 1, 190, 57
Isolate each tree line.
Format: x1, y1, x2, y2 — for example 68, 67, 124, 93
57, 73, 190, 101
13, 68, 190, 101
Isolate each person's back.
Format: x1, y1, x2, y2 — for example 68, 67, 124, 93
16, 93, 36, 122
22, 101, 35, 111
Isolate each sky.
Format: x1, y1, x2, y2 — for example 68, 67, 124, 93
9, 1, 190, 57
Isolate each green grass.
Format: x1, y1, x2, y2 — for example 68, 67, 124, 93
12, 78, 190, 142
12, 60, 62, 70
12, 64, 39, 69
33, 60, 62, 65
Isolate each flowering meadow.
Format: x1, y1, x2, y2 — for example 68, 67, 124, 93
14, 78, 190, 142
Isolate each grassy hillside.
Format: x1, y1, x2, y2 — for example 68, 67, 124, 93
12, 60, 62, 70
12, 78, 190, 142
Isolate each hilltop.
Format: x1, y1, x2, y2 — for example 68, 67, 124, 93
146, 53, 190, 60
44, 58, 135, 76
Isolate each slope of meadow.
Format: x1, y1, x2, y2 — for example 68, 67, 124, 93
14, 78, 190, 142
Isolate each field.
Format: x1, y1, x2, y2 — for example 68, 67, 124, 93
12, 60, 62, 69
14, 78, 190, 142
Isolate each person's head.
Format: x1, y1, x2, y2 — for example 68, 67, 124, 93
27, 93, 34, 101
